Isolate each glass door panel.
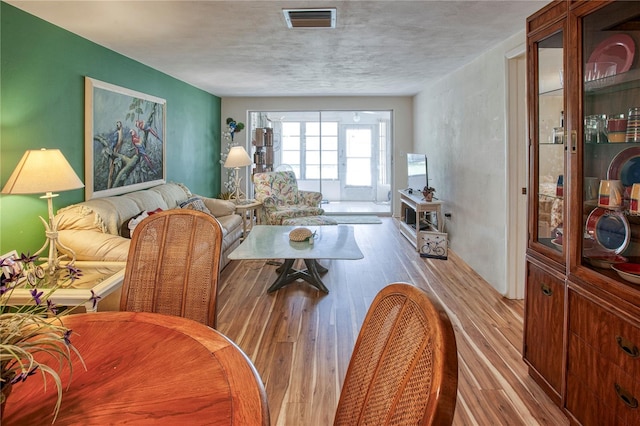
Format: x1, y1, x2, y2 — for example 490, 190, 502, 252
581, 2, 640, 270
248, 110, 392, 213
535, 30, 565, 253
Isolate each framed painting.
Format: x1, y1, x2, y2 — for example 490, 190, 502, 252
85, 77, 166, 199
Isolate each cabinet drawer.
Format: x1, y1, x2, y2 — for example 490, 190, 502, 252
566, 373, 626, 426
569, 291, 640, 377
567, 333, 640, 425
524, 262, 565, 395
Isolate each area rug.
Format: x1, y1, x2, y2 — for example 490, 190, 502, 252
327, 215, 382, 224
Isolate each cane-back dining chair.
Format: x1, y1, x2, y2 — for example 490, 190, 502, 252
120, 209, 223, 328
334, 283, 458, 425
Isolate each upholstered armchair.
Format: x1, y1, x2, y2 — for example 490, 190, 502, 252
253, 171, 324, 225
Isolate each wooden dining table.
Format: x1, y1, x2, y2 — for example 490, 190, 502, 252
3, 311, 270, 425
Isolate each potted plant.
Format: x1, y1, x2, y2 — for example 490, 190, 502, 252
0, 253, 91, 422
422, 186, 436, 202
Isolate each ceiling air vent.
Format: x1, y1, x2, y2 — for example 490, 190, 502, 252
283, 8, 336, 29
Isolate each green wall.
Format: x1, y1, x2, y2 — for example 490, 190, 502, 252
0, 3, 222, 255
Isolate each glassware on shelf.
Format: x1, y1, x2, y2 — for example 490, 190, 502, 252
585, 114, 608, 144
607, 114, 627, 143
626, 107, 640, 143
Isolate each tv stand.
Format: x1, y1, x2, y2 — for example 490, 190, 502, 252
398, 190, 444, 251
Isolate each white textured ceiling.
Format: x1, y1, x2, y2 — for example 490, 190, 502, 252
6, 0, 546, 97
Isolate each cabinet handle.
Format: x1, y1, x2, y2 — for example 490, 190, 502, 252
614, 383, 639, 409
540, 284, 553, 296
616, 335, 640, 358
571, 130, 577, 153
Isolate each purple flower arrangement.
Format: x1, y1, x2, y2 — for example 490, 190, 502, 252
0, 254, 90, 422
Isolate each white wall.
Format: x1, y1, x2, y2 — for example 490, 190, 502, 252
413, 31, 526, 295
222, 97, 412, 215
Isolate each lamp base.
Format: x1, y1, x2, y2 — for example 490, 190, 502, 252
33, 193, 77, 274
232, 169, 245, 204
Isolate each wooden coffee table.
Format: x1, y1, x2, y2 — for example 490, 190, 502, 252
228, 225, 363, 293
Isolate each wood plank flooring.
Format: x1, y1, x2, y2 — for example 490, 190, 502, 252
216, 218, 569, 425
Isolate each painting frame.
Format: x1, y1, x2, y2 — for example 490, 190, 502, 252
85, 77, 166, 199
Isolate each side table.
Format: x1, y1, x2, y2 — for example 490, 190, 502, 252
5, 261, 125, 312
235, 199, 262, 239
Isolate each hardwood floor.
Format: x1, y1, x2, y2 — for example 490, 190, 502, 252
217, 218, 568, 425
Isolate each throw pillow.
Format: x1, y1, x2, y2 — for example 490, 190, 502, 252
120, 211, 148, 239
179, 197, 212, 215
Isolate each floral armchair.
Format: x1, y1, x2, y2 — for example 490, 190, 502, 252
253, 171, 324, 225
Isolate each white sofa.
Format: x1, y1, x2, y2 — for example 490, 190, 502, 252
54, 182, 243, 267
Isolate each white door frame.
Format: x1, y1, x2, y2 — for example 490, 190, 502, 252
505, 44, 527, 300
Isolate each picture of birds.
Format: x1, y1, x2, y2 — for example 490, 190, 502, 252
91, 83, 164, 195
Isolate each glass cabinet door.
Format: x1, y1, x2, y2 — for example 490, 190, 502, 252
532, 29, 565, 257
581, 2, 640, 275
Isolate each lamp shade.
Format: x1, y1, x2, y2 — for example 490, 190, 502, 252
224, 146, 252, 169
2, 148, 84, 195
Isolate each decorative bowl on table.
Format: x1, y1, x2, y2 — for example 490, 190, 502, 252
612, 263, 640, 285
289, 227, 313, 242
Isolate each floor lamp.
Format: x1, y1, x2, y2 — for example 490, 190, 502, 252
224, 146, 252, 203
1, 149, 85, 274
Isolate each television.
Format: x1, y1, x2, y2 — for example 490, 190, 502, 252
406, 153, 428, 192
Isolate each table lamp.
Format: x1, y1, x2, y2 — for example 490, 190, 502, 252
2, 148, 84, 274
223, 145, 252, 203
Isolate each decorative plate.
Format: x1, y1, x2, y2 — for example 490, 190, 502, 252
588, 34, 635, 75
612, 263, 640, 285
585, 253, 627, 269
585, 207, 630, 254
607, 146, 640, 186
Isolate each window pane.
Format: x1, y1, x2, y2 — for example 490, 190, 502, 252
282, 137, 300, 150
307, 137, 320, 150
306, 165, 320, 179
283, 122, 300, 135
347, 140, 371, 157
347, 158, 371, 186
306, 151, 320, 164
306, 122, 319, 134
321, 151, 337, 165
321, 122, 338, 135
322, 136, 338, 150
321, 165, 338, 179
282, 151, 300, 164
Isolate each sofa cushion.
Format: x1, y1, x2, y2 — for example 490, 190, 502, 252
122, 190, 169, 213
200, 197, 236, 217
57, 197, 140, 235
179, 197, 212, 214
58, 229, 131, 261
150, 182, 191, 209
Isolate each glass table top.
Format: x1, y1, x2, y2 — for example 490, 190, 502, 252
229, 225, 364, 260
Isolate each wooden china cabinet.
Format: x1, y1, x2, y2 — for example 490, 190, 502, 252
526, 1, 640, 425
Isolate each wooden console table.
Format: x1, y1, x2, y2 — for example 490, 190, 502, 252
398, 189, 444, 251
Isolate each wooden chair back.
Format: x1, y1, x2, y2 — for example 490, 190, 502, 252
334, 283, 458, 425
120, 209, 223, 328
